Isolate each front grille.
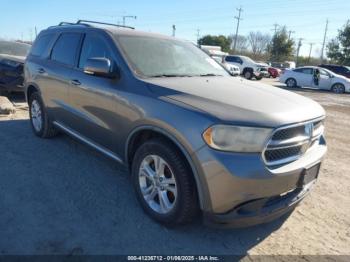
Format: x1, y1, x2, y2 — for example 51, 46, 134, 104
263, 119, 324, 166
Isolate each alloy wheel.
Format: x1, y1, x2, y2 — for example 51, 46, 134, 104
31, 100, 43, 132
138, 155, 177, 214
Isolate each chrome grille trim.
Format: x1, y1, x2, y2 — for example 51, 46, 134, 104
263, 117, 325, 166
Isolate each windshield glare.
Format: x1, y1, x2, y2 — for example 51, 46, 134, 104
116, 35, 228, 77
0, 41, 31, 56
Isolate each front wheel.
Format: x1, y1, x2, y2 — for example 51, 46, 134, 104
255, 76, 263, 80
331, 83, 345, 94
29, 92, 58, 138
131, 139, 199, 225
243, 70, 253, 80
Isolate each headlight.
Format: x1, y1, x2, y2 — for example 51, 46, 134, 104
203, 125, 272, 152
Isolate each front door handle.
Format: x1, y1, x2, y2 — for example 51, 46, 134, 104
70, 79, 81, 86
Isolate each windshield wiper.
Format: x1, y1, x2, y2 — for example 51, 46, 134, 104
149, 74, 193, 78
199, 73, 223, 77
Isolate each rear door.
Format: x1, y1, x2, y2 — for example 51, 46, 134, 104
39, 32, 82, 124
293, 67, 313, 87
68, 32, 121, 152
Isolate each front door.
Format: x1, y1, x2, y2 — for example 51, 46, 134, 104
68, 32, 122, 152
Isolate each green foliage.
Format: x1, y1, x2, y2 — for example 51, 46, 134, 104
198, 35, 232, 53
327, 22, 350, 65
267, 27, 295, 61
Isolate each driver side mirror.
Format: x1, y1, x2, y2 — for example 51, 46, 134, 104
84, 57, 118, 78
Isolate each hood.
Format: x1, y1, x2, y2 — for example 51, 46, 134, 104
256, 62, 269, 67
144, 76, 325, 127
0, 54, 26, 63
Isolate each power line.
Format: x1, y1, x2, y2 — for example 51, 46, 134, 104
272, 23, 279, 34
172, 25, 176, 37
288, 30, 295, 40
122, 15, 137, 26
232, 7, 243, 53
296, 38, 303, 66
308, 43, 314, 62
320, 19, 329, 61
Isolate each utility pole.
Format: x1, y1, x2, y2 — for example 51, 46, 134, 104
122, 15, 137, 26
232, 7, 243, 53
320, 19, 329, 62
272, 23, 279, 35
308, 43, 314, 63
296, 38, 303, 67
196, 28, 200, 45
172, 25, 176, 37
288, 30, 295, 41
35, 26, 38, 39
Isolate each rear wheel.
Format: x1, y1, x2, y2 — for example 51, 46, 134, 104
331, 83, 345, 94
29, 92, 58, 138
286, 78, 297, 88
131, 138, 199, 225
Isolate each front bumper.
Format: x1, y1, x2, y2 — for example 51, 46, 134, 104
194, 136, 327, 227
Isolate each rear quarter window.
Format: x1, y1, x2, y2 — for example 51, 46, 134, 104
30, 34, 55, 57
51, 33, 81, 67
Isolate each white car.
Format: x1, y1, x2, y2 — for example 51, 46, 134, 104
211, 56, 240, 76
224, 55, 269, 80
280, 66, 350, 94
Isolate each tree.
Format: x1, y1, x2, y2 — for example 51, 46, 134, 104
228, 35, 248, 53
198, 35, 232, 53
268, 26, 295, 61
247, 31, 271, 58
327, 21, 350, 65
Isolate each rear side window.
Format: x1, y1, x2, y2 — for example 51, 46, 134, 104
79, 34, 113, 69
294, 68, 313, 75
225, 56, 241, 63
30, 34, 54, 57
51, 33, 81, 66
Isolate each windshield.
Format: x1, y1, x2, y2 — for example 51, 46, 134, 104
116, 35, 228, 77
0, 41, 31, 57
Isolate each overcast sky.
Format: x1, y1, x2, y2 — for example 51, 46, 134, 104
1, 0, 349, 57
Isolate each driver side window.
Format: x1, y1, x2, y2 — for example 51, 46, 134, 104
79, 34, 113, 69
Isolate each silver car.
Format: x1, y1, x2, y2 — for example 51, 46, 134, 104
25, 20, 327, 227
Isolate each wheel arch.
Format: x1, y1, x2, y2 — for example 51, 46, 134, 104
25, 83, 41, 102
125, 125, 208, 210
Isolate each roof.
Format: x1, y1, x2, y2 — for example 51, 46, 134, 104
44, 20, 178, 41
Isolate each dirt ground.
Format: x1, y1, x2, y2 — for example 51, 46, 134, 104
0, 79, 349, 256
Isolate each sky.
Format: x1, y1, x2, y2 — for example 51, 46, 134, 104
0, 0, 349, 57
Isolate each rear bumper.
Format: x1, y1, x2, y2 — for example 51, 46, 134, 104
204, 181, 314, 228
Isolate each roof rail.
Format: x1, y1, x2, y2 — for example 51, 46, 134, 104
77, 20, 134, 30
58, 22, 78, 26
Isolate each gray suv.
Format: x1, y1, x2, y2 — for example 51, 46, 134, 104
25, 21, 327, 227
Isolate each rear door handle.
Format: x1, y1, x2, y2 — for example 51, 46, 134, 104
70, 79, 81, 86
37, 68, 45, 74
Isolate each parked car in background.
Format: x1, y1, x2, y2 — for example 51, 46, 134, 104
319, 64, 350, 79
280, 66, 350, 93
268, 67, 281, 78
0, 40, 31, 93
224, 55, 269, 80
200, 45, 240, 76
25, 20, 327, 227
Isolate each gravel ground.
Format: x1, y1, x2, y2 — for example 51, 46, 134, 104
0, 81, 349, 256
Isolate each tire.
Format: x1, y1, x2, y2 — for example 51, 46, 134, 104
331, 83, 345, 94
255, 76, 263, 80
131, 138, 199, 225
243, 69, 253, 80
29, 92, 58, 138
285, 78, 297, 88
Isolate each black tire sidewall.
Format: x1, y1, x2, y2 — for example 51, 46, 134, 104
131, 139, 196, 225
244, 70, 252, 79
